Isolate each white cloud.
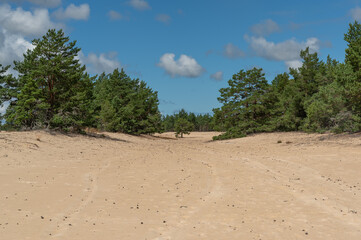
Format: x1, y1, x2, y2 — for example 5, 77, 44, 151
0, 4, 57, 36
246, 35, 321, 68
0, 101, 9, 116
223, 43, 245, 59
108, 10, 123, 20
0, 29, 34, 66
210, 71, 223, 81
79, 52, 121, 74
251, 19, 280, 36
158, 53, 205, 78
285, 60, 303, 69
0, 0, 61, 7
350, 7, 361, 21
128, 0, 150, 11
155, 14, 171, 24
53, 3, 90, 20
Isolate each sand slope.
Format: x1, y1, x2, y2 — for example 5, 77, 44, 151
0, 131, 361, 239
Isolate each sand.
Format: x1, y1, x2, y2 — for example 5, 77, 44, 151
0, 130, 361, 239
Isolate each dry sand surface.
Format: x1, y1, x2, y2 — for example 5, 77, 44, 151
0, 131, 361, 240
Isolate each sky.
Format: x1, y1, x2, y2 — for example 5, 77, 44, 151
1, 0, 361, 115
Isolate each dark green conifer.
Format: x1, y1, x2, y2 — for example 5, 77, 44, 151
93, 68, 162, 134
5, 29, 93, 131
174, 118, 194, 138
213, 68, 270, 139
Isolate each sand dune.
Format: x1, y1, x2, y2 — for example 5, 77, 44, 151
0, 131, 361, 239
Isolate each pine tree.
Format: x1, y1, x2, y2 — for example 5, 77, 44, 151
6, 76, 48, 128
273, 48, 325, 131
162, 114, 176, 131
213, 67, 270, 139
343, 21, 361, 115
345, 21, 361, 73
5, 29, 93, 131
161, 110, 214, 132
93, 68, 162, 134
174, 118, 194, 138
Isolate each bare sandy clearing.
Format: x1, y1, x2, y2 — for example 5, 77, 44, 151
0, 131, 361, 239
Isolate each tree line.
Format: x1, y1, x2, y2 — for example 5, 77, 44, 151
162, 109, 214, 131
0, 29, 162, 134
1, 22, 361, 138
212, 21, 361, 139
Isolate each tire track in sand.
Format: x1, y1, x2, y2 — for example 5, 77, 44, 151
51, 159, 112, 238
152, 141, 224, 240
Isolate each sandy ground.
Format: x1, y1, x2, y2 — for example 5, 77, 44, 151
0, 131, 361, 240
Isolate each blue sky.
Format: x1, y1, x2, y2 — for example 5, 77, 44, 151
1, 0, 361, 115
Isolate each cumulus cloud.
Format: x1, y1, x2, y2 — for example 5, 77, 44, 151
78, 51, 121, 74
0, 101, 10, 116
251, 19, 280, 36
245, 35, 321, 68
0, 4, 57, 70
53, 3, 90, 20
108, 10, 123, 20
155, 14, 171, 24
285, 60, 303, 69
0, 4, 57, 36
128, 0, 150, 11
0, 0, 61, 7
0, 29, 34, 66
210, 71, 223, 81
223, 43, 245, 59
158, 53, 205, 78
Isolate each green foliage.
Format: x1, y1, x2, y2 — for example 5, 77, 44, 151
6, 76, 49, 128
174, 118, 194, 138
213, 22, 361, 140
303, 82, 346, 132
1, 29, 162, 134
331, 111, 361, 133
162, 109, 214, 132
345, 21, 361, 73
195, 113, 214, 131
2, 22, 361, 138
213, 68, 271, 139
93, 68, 162, 134
162, 114, 176, 131
3, 29, 93, 131
343, 21, 361, 115
336, 64, 361, 115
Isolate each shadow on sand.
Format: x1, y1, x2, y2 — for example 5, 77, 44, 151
46, 130, 129, 143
